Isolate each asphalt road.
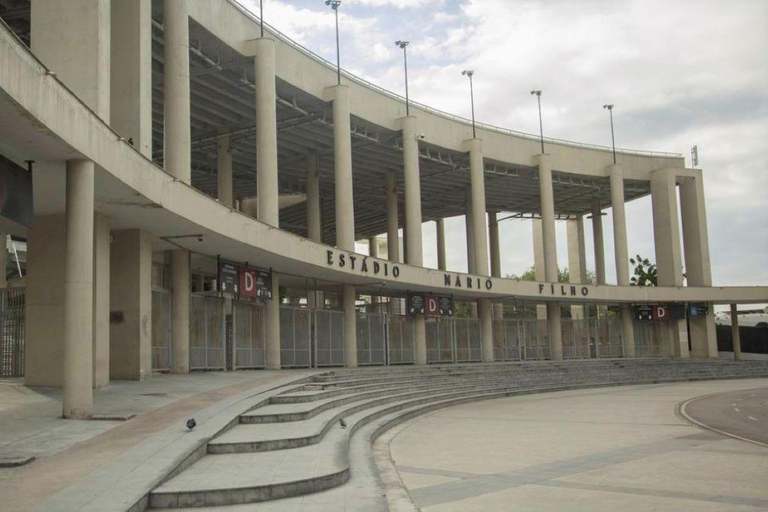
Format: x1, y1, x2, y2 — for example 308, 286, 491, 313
684, 387, 768, 445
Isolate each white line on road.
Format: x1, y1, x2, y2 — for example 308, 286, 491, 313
735, 408, 740, 412
748, 416, 758, 421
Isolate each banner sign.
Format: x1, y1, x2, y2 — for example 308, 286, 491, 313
636, 304, 687, 321
408, 293, 425, 315
253, 268, 273, 301
635, 305, 653, 321
219, 262, 239, 294
689, 303, 709, 317
438, 295, 454, 316
668, 304, 686, 320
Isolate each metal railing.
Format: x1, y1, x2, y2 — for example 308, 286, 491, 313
0, 288, 25, 378
229, 0, 682, 159
151, 289, 173, 372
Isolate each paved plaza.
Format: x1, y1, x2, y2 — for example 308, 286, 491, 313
388, 379, 768, 511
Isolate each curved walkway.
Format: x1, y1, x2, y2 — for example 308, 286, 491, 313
683, 388, 768, 446
387, 379, 768, 511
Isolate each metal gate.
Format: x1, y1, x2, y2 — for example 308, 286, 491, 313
634, 321, 663, 357
356, 313, 387, 365
599, 318, 624, 357
190, 295, 226, 370
455, 317, 482, 362
280, 306, 312, 368
562, 318, 591, 359
233, 300, 266, 369
494, 319, 522, 361
315, 309, 344, 367
151, 289, 172, 371
426, 317, 456, 363
522, 318, 550, 360
388, 315, 415, 364
0, 288, 25, 378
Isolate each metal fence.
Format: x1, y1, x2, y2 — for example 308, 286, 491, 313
315, 309, 344, 367
233, 300, 266, 369
279, 306, 312, 368
455, 317, 482, 362
190, 295, 226, 370
388, 315, 415, 364
493, 319, 523, 361
425, 316, 455, 363
0, 288, 25, 378
151, 289, 172, 371
356, 313, 387, 365
634, 321, 664, 357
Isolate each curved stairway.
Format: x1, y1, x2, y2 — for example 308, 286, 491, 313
147, 359, 768, 509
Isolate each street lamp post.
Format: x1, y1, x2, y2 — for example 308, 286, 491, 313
603, 104, 616, 164
462, 70, 476, 138
259, 0, 264, 37
395, 40, 410, 116
325, 0, 342, 85
530, 90, 544, 154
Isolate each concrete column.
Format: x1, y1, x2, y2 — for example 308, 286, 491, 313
92, 213, 110, 389
436, 219, 447, 271
489, 212, 503, 320
63, 160, 95, 419
163, 0, 191, 183
591, 201, 606, 285
0, 233, 6, 288
110, 230, 152, 380
31, 0, 111, 121
265, 274, 281, 369
217, 135, 233, 208
254, 38, 279, 226
566, 218, 586, 320
536, 154, 562, 360
386, 174, 400, 316
111, 0, 152, 157
731, 304, 741, 361
171, 249, 190, 373
329, 85, 355, 251
465, 188, 475, 275
532, 218, 547, 321
680, 174, 717, 358
306, 155, 322, 242
609, 164, 635, 357
342, 284, 357, 367
401, 117, 423, 266
651, 170, 687, 357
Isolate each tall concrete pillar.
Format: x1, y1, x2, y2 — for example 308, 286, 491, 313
217, 135, 233, 208
111, 0, 152, 157
489, 212, 503, 320
436, 219, 447, 271
0, 233, 6, 288
532, 218, 548, 321
342, 284, 357, 367
609, 164, 635, 357
330, 85, 355, 251
254, 38, 279, 226
651, 170, 688, 357
591, 201, 606, 285
466, 139, 493, 362
31, 0, 111, 121
92, 213, 110, 389
465, 188, 475, 275
110, 230, 152, 380
163, 0, 191, 183
536, 154, 562, 360
171, 249, 190, 373
386, 174, 400, 316
265, 274, 281, 369
680, 174, 717, 358
566, 218, 586, 320
63, 160, 95, 419
306, 155, 322, 242
730, 304, 741, 361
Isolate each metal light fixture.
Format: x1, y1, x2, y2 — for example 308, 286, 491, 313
530, 90, 544, 154
259, 0, 264, 37
326, 0, 342, 85
395, 40, 410, 116
462, 70, 476, 138
603, 104, 616, 164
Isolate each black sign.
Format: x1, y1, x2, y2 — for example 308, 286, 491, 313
689, 303, 709, 317
668, 304, 686, 320
408, 293, 425, 315
254, 268, 272, 301
635, 305, 653, 321
438, 295, 454, 316
219, 262, 239, 294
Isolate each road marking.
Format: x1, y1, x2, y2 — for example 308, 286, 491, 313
734, 408, 740, 412
748, 416, 758, 421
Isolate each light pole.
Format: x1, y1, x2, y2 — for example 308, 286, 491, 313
259, 0, 264, 37
325, 0, 342, 85
603, 104, 616, 164
395, 40, 410, 116
462, 70, 476, 138
530, 90, 544, 154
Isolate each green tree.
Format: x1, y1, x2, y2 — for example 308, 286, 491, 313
629, 254, 657, 286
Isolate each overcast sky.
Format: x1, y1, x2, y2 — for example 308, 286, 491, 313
239, 0, 768, 288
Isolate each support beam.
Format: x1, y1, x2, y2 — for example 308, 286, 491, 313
265, 274, 281, 369
591, 200, 606, 285
609, 164, 635, 357
217, 135, 233, 208
254, 38, 279, 226
171, 249, 190, 373
386, 173, 400, 316
63, 160, 95, 419
163, 0, 190, 183
532, 218, 547, 321
731, 304, 741, 361
343, 284, 357, 368
436, 219, 447, 271
566, 218, 585, 320
92, 213, 110, 389
306, 155, 322, 242
536, 153, 562, 360
330, 85, 355, 251
489, 212, 503, 321
111, 0, 151, 157
680, 174, 718, 358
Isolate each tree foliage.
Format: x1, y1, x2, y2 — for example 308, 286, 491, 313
629, 254, 657, 286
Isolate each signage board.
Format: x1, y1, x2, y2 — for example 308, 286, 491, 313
426, 294, 439, 316
689, 303, 709, 317
408, 293, 425, 315
438, 295, 454, 316
253, 268, 272, 301
668, 303, 686, 320
219, 261, 239, 294
652, 305, 668, 321
635, 305, 653, 321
